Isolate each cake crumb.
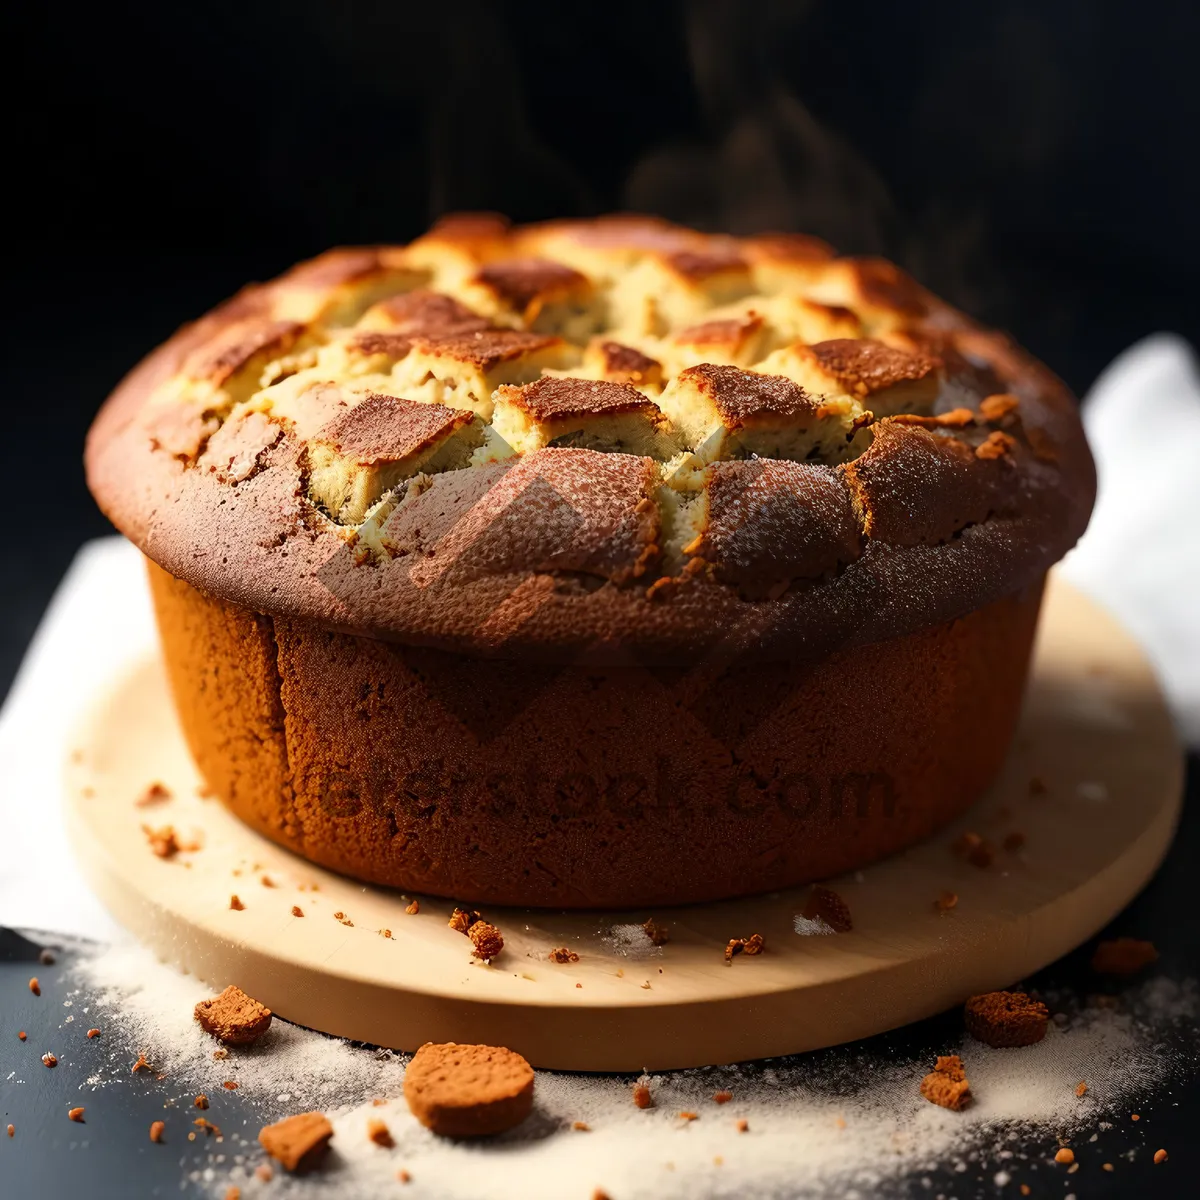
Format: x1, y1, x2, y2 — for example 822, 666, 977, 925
333, 911, 354, 927
150, 1120, 165, 1143
1131, 1112, 1140, 1120
679, 1111, 698, 1121
736, 1119, 750, 1133
1054, 1147, 1074, 1164
573, 1121, 590, 1131
29, 977, 40, 996
801, 886, 853, 932
18, 1031, 26, 1040
405, 899, 420, 915
86, 1028, 101, 1038
254, 1165, 273, 1182
136, 782, 172, 807
6, 1125, 12, 1138
42, 1053, 58, 1068
633, 1084, 653, 1109
39, 947, 56, 965
1154, 1148, 1168, 1164
224, 1188, 240, 1200
643, 918, 670, 946
378, 929, 393, 939
449, 907, 482, 934
468, 921, 504, 960
259, 1111, 334, 1172
398, 1169, 412, 1183
142, 824, 180, 858
1091, 938, 1158, 976
213, 1048, 229, 1061
194, 985, 273, 1045
725, 933, 766, 964
291, 905, 304, 917
223, 1081, 238, 1090
549, 947, 580, 964
229, 895, 244, 911
592, 1191, 611, 1200
68, 1107, 85, 1122
935, 890, 958, 913
132, 1053, 151, 1073
195, 1095, 209, 1109
713, 1091, 733, 1105
1076, 1081, 1088, 1097
920, 1055, 971, 1111
1020, 1185, 1032, 1194
194, 1118, 222, 1137
965, 991, 1049, 1047
260, 875, 276, 888
367, 1118, 393, 1147
1103, 1163, 1114, 1171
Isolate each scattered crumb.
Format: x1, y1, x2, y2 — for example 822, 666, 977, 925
573, 1121, 590, 1131
68, 1107, 85, 1123
291, 905, 304, 918
254, 1165, 273, 1182
920, 1055, 972, 1112
736, 1119, 750, 1133
378, 929, 393, 939
142, 824, 180, 858
194, 985, 273, 1045
643, 918, 670, 946
679, 1111, 699, 1121
1154, 1148, 1168, 1164
1076, 1081, 1088, 1097
935, 890, 958, 913
801, 886, 853, 932
150, 1120, 165, 1143
259, 1111, 334, 1172
42, 1053, 58, 1068
1131, 1112, 1140, 1120
212, 1048, 229, 1061
1091, 938, 1159, 976
1055, 1147, 1074, 1165
195, 1095, 209, 1109
132, 1053, 151, 1073
194, 1117, 222, 1137
333, 911, 354, 927
592, 1190, 611, 1200
224, 1188, 240, 1200
229, 895, 244, 911
29, 977, 40, 996
5, 1126, 12, 1138
725, 933, 766, 964
39, 948, 56, 965
260, 875, 276, 888
18, 1031, 26, 1041
713, 1091, 733, 1105
633, 1084, 653, 1110
86, 1028, 101, 1039
549, 947, 580, 964
952, 831, 995, 868
405, 900, 420, 915
223, 1081, 239, 1090
1103, 1163, 1114, 1172
136, 782, 172, 807
449, 907, 481, 935
1020, 1185, 1032, 1194
398, 1169, 412, 1184
468, 922, 504, 960
367, 1118, 393, 1148
965, 991, 1050, 1047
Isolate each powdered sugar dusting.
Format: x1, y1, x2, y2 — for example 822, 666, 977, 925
67, 941, 1197, 1199
600, 924, 664, 959
793, 914, 836, 937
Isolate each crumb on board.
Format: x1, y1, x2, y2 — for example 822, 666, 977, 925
736, 1118, 750, 1133
150, 1120, 166, 1143
229, 895, 244, 911
142, 824, 180, 858
42, 1053, 57, 1068
136, 782, 172, 807
333, 911, 354, 927
1054, 1147, 1074, 1165
572, 1121, 590, 1131
259, 1111, 334, 1172
1154, 1149, 1168, 1164
195, 1095, 209, 1109
132, 1053, 151, 1073
68, 1107, 85, 1123
449, 907, 482, 935
643, 918, 670, 946
801, 886, 853, 932
86, 1028, 101, 1039
406, 900, 420, 915
194, 985, 273, 1046
468, 921, 504, 960
549, 947, 580, 964
378, 929, 393, 939
29, 977, 40, 996
725, 933, 765, 964
292, 905, 304, 917
367, 1118, 393, 1148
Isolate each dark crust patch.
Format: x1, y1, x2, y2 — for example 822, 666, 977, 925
426, 212, 511, 242
695, 460, 862, 596
682, 364, 819, 426
595, 341, 661, 382
184, 319, 306, 387
802, 339, 938, 397
740, 232, 835, 263
844, 257, 928, 315
369, 290, 490, 336
842, 421, 1009, 546
671, 314, 763, 348
501, 377, 657, 422
474, 259, 590, 310
411, 329, 562, 370
665, 249, 748, 281
344, 331, 417, 360
280, 248, 391, 289
313, 394, 471, 464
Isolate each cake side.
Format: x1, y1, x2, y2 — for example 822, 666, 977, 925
148, 561, 1045, 907
89, 216, 1094, 665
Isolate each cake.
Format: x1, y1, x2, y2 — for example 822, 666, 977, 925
85, 214, 1095, 907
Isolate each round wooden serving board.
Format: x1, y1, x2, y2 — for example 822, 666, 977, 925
64, 575, 1183, 1071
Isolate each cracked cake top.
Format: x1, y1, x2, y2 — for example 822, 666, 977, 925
85, 213, 1095, 664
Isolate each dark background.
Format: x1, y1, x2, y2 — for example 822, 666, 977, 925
3, 3, 1199, 1194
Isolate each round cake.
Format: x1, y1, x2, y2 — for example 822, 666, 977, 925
85, 214, 1095, 907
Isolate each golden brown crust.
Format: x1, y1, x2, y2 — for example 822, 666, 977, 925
86, 214, 1094, 666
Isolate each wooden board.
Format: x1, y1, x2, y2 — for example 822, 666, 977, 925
63, 575, 1184, 1071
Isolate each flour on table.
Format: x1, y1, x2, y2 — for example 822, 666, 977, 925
65, 941, 1197, 1200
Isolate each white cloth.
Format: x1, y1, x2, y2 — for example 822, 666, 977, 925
1, 334, 1197, 937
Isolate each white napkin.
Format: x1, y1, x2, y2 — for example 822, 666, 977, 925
1, 334, 1197, 937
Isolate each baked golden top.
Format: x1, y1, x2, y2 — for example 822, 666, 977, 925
86, 213, 1094, 663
